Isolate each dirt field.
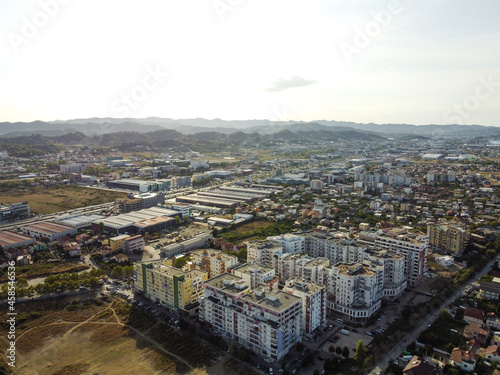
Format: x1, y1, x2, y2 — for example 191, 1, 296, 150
0, 295, 256, 375
0, 185, 126, 214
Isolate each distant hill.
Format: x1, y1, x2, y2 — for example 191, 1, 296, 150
0, 117, 498, 141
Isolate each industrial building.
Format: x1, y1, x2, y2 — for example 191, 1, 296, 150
0, 231, 35, 250
0, 201, 30, 221
106, 178, 170, 192
160, 233, 212, 258
22, 222, 78, 241
117, 192, 165, 213
55, 214, 106, 229
175, 194, 240, 209
91, 207, 181, 235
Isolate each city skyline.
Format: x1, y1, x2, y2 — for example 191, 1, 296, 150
1, 0, 499, 126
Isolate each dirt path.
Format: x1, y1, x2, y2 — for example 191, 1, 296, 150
17, 302, 194, 372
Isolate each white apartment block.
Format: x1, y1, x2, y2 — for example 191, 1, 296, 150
358, 227, 428, 286
231, 262, 279, 292
330, 263, 384, 322
200, 274, 302, 361
267, 234, 305, 253
190, 249, 239, 279
276, 252, 308, 283
296, 257, 330, 287
299, 232, 365, 265
284, 278, 326, 334
363, 249, 407, 300
247, 240, 283, 267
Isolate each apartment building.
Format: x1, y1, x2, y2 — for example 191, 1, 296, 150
247, 240, 283, 267
109, 234, 130, 252
190, 248, 239, 279
267, 234, 305, 253
428, 220, 469, 256
123, 235, 144, 253
358, 227, 428, 286
200, 273, 302, 361
299, 232, 365, 265
296, 257, 330, 287
276, 252, 308, 283
283, 277, 326, 334
231, 262, 279, 292
363, 249, 407, 300
329, 263, 384, 322
134, 260, 208, 311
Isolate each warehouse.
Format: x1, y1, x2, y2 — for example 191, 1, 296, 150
91, 206, 180, 235
175, 194, 239, 209
22, 222, 78, 241
0, 231, 35, 250
106, 178, 170, 192
55, 214, 106, 229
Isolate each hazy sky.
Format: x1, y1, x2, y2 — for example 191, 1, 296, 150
1, 0, 500, 126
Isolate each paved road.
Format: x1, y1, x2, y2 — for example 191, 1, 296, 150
368, 256, 498, 375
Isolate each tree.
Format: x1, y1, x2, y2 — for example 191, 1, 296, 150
16, 278, 28, 288
313, 370, 320, 375
354, 340, 366, 366
329, 345, 335, 353
439, 308, 452, 321
98, 222, 104, 234
111, 265, 124, 279
342, 346, 350, 358
174, 256, 188, 269
336, 346, 343, 355
175, 215, 182, 225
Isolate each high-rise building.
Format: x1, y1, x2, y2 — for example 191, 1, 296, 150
134, 260, 208, 311
358, 227, 428, 286
200, 273, 302, 361
283, 277, 326, 334
190, 249, 239, 279
330, 263, 384, 322
428, 220, 469, 256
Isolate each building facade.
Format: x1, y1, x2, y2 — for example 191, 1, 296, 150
200, 273, 302, 361
134, 260, 208, 310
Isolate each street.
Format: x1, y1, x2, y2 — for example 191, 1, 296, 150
368, 256, 498, 374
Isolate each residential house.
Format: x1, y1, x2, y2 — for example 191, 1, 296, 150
486, 313, 500, 331
403, 356, 438, 375
463, 322, 490, 345
450, 347, 476, 372
482, 345, 500, 363
463, 307, 485, 325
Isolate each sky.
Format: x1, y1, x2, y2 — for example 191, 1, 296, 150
1, 0, 500, 126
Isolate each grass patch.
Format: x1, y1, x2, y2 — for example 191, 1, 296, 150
17, 324, 76, 353
89, 324, 130, 344
51, 363, 90, 375
220, 219, 294, 245
0, 262, 90, 282
0, 184, 126, 214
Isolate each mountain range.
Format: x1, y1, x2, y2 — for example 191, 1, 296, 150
0, 118, 499, 139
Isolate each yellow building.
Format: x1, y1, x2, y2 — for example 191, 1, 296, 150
134, 260, 208, 310
109, 234, 130, 252
428, 220, 469, 255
